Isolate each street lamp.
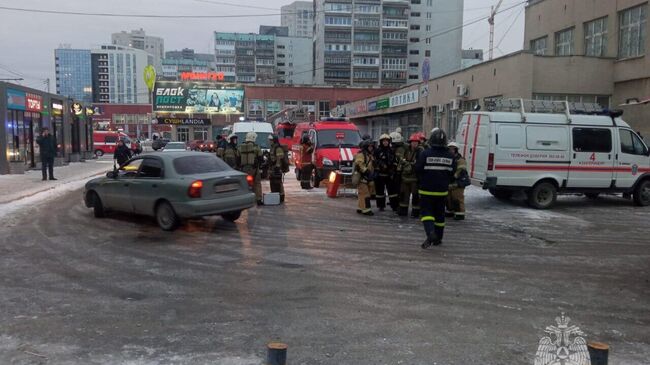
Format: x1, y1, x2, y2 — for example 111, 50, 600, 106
239, 116, 245, 122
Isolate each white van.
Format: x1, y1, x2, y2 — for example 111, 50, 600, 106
455, 99, 650, 209
232, 121, 274, 151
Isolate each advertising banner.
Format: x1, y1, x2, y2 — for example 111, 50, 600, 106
153, 81, 244, 114
6, 89, 26, 110
376, 98, 389, 109
157, 117, 211, 126
25, 93, 43, 112
389, 90, 419, 108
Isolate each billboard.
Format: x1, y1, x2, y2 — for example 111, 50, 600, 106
153, 81, 244, 114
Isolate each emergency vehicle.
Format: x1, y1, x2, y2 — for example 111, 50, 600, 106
292, 118, 362, 187
93, 130, 131, 157
455, 99, 650, 209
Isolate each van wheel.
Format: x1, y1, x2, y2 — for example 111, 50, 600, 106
156, 201, 179, 231
312, 170, 321, 188
489, 188, 513, 200
527, 182, 557, 209
95, 149, 104, 157
633, 179, 650, 206
91, 192, 105, 218
584, 192, 600, 199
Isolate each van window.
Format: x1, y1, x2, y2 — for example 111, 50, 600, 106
498, 125, 522, 149
572, 128, 611, 152
620, 129, 648, 155
527, 126, 567, 151
105, 135, 118, 143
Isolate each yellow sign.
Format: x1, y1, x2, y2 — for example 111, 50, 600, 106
144, 65, 156, 92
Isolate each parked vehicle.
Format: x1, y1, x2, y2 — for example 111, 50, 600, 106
455, 99, 650, 209
151, 138, 170, 151
161, 142, 188, 152
189, 140, 215, 152
232, 121, 274, 151
83, 152, 256, 230
93, 131, 131, 157
291, 118, 361, 188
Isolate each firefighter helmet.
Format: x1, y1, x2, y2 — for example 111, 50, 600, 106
408, 134, 421, 143
228, 133, 237, 141
429, 128, 448, 147
390, 131, 403, 143
379, 133, 391, 142
245, 132, 257, 143
448, 142, 459, 149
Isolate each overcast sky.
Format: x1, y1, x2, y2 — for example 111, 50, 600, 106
0, 0, 526, 91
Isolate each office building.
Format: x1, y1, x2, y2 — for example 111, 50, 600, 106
111, 28, 164, 72
214, 32, 276, 84
281, 1, 314, 38
91, 45, 153, 104
162, 48, 216, 80
54, 47, 93, 103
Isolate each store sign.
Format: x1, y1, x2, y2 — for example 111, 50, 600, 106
180, 72, 225, 81
390, 90, 419, 108
72, 103, 84, 115
25, 93, 43, 112
369, 98, 390, 112
6, 89, 26, 110
153, 81, 244, 114
52, 102, 63, 110
157, 117, 210, 126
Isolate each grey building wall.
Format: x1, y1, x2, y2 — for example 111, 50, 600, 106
276, 37, 314, 85
214, 33, 276, 84
281, 1, 314, 38
111, 29, 164, 73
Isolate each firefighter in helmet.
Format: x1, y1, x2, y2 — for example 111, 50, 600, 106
374, 133, 398, 211
390, 128, 406, 211
299, 133, 314, 189
354, 139, 375, 216
238, 132, 263, 205
267, 134, 286, 203
221, 134, 240, 169
398, 134, 423, 217
446, 142, 468, 220
416, 128, 457, 248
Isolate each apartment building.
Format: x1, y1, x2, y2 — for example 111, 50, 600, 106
214, 32, 276, 84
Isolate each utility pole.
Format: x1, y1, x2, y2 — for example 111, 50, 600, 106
43, 78, 51, 93
488, 0, 504, 60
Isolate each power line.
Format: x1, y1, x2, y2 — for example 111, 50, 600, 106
496, 6, 526, 49
193, 0, 278, 11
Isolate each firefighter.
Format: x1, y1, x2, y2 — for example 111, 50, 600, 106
374, 134, 398, 211
221, 134, 240, 169
299, 133, 314, 189
268, 134, 286, 203
390, 128, 406, 210
446, 142, 467, 220
398, 134, 422, 217
238, 132, 263, 205
360, 134, 376, 201
354, 140, 375, 216
416, 128, 456, 248
215, 134, 226, 159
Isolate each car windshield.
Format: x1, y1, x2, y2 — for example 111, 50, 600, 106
317, 130, 361, 148
165, 142, 186, 150
173, 155, 231, 175
235, 132, 272, 149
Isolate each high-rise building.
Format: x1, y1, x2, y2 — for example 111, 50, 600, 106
214, 32, 276, 84
54, 47, 93, 103
163, 48, 216, 80
276, 36, 314, 85
111, 29, 164, 72
165, 48, 215, 64
281, 1, 314, 38
260, 26, 290, 37
91, 45, 153, 104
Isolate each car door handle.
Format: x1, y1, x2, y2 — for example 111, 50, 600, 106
608, 154, 611, 160
152, 184, 158, 188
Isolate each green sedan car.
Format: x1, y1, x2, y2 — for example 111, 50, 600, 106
83, 152, 256, 230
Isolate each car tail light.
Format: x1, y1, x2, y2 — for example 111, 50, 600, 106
188, 180, 203, 198
246, 175, 254, 188
488, 153, 495, 171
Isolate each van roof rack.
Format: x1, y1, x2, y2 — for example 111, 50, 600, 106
484, 98, 620, 124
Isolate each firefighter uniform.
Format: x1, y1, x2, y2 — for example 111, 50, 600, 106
398, 137, 422, 217
238, 132, 263, 204
390, 130, 406, 211
374, 134, 398, 211
446, 143, 467, 220
268, 135, 286, 203
221, 135, 240, 169
299, 136, 314, 189
354, 141, 375, 216
416, 129, 456, 248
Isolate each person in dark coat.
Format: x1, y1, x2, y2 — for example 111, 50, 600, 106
114, 139, 132, 167
36, 127, 57, 181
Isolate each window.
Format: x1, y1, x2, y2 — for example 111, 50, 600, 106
353, 57, 379, 65
620, 129, 648, 155
426, 12, 432, 19
383, 32, 407, 40
383, 19, 408, 28
584, 17, 608, 56
411, 12, 420, 17
531, 37, 547, 55
409, 37, 420, 43
138, 158, 163, 178
409, 75, 419, 79
104, 136, 118, 143
410, 24, 420, 31
409, 62, 419, 67
354, 44, 380, 53
325, 16, 352, 25
555, 28, 574, 55
619, 5, 647, 58
193, 127, 208, 141
319, 101, 331, 117
425, 50, 431, 57
118, 159, 143, 178
354, 32, 380, 41
427, 0, 432, 5
409, 49, 420, 55
411, 0, 421, 4
173, 155, 229, 175
572, 128, 612, 152
355, 4, 380, 13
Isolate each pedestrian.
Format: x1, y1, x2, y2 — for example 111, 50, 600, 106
238, 132, 263, 205
398, 134, 422, 217
374, 134, 398, 211
267, 134, 286, 203
354, 139, 375, 216
416, 128, 456, 248
298, 133, 314, 189
36, 127, 57, 181
222, 134, 240, 169
446, 142, 468, 221
114, 139, 132, 167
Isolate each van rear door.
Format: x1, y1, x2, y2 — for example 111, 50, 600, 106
462, 114, 489, 181
568, 127, 615, 188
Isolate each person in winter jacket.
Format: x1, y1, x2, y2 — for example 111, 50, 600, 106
36, 127, 57, 180
221, 134, 240, 169
446, 142, 468, 220
354, 140, 375, 216
238, 132, 263, 205
398, 134, 422, 217
390, 128, 406, 210
298, 133, 314, 189
374, 134, 399, 211
268, 134, 286, 203
114, 139, 132, 167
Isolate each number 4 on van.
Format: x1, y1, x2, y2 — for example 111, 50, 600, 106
589, 153, 596, 161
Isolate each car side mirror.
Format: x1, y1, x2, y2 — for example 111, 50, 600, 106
106, 171, 117, 179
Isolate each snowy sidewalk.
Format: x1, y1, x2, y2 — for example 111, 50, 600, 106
0, 158, 114, 205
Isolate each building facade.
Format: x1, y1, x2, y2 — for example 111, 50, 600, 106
161, 59, 210, 80
276, 36, 314, 85
91, 45, 153, 104
461, 49, 484, 69
54, 48, 93, 103
111, 28, 165, 72
91, 103, 169, 140
214, 33, 277, 84
260, 26, 290, 37
281, 1, 315, 38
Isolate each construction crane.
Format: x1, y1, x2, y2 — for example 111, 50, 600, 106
488, 0, 504, 60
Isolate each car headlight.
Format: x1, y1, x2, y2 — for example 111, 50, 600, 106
322, 157, 334, 166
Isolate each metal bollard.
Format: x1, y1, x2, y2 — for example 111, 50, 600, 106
267, 342, 287, 365
588, 342, 609, 365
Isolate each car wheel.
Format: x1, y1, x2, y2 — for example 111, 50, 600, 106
527, 182, 557, 209
489, 188, 514, 201
633, 179, 650, 206
222, 211, 242, 222
584, 192, 600, 199
91, 192, 105, 218
95, 149, 104, 157
312, 170, 321, 188
156, 201, 179, 231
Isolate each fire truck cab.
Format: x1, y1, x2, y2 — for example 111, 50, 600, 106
93, 130, 131, 157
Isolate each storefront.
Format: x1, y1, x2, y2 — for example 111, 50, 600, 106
91, 104, 170, 140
